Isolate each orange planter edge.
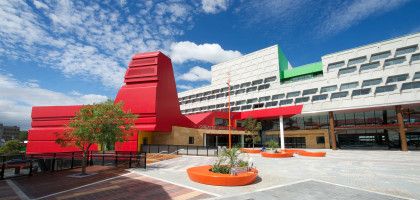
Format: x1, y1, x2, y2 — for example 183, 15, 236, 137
298, 151, 326, 157
187, 165, 258, 186
261, 152, 294, 158
240, 148, 261, 154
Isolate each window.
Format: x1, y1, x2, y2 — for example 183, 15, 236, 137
208, 105, 216, 109
232, 84, 240, 90
189, 137, 194, 144
352, 88, 371, 97
360, 62, 380, 72
411, 53, 420, 62
253, 103, 264, 109
331, 91, 348, 99
215, 118, 228, 126
241, 105, 252, 110
295, 97, 310, 104
327, 61, 345, 71
221, 87, 229, 92
265, 101, 278, 107
401, 81, 420, 91
235, 89, 245, 95
414, 72, 420, 81
386, 74, 408, 84
204, 91, 211, 96
338, 66, 357, 76
252, 79, 263, 85
375, 85, 397, 94
362, 78, 382, 88
302, 88, 318, 96
258, 84, 270, 90
216, 93, 225, 98
280, 99, 293, 105
348, 56, 367, 66
312, 94, 328, 102
216, 103, 224, 108
316, 136, 325, 144
208, 95, 215, 100
395, 45, 418, 57
320, 85, 337, 93
264, 76, 276, 83
246, 86, 257, 93
272, 94, 285, 100
259, 96, 271, 102
240, 82, 251, 88
384, 56, 406, 67
212, 89, 220, 94
340, 82, 358, 91
247, 98, 258, 104
286, 91, 301, 98
231, 107, 240, 111
370, 51, 391, 61
236, 100, 246, 105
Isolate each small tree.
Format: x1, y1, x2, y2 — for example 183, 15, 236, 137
243, 117, 262, 148
0, 140, 23, 155
56, 100, 136, 175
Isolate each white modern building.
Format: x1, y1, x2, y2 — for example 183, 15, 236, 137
178, 33, 420, 150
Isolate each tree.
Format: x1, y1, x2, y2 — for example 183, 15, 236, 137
0, 140, 23, 155
18, 131, 28, 141
243, 117, 262, 148
56, 100, 136, 175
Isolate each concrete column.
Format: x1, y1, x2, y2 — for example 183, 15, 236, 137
396, 105, 408, 151
204, 134, 207, 146
279, 116, 285, 150
329, 111, 337, 150
241, 134, 244, 147
215, 135, 218, 147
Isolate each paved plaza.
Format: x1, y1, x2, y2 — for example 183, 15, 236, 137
1, 150, 419, 200
132, 149, 420, 199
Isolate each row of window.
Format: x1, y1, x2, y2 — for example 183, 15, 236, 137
181, 80, 420, 114
178, 76, 277, 104
327, 44, 419, 72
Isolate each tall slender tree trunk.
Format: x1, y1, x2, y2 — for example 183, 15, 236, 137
81, 150, 87, 175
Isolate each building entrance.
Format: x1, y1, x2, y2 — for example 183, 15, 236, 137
205, 134, 242, 147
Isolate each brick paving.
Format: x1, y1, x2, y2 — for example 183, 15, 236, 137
0, 181, 20, 200
0, 166, 212, 200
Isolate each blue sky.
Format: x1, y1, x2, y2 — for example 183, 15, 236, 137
0, 0, 419, 129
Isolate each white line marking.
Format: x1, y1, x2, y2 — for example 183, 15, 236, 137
6, 179, 30, 200
131, 170, 221, 197
210, 179, 313, 200
312, 179, 415, 200
255, 179, 313, 192
34, 172, 133, 200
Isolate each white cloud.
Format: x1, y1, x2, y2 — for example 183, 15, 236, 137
179, 66, 212, 82
202, 0, 230, 14
320, 0, 410, 36
0, 0, 197, 88
177, 84, 194, 90
0, 73, 108, 130
169, 41, 242, 64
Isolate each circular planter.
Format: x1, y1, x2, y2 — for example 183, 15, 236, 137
240, 148, 261, 154
187, 165, 258, 186
261, 151, 293, 158
283, 149, 306, 154
297, 151, 326, 157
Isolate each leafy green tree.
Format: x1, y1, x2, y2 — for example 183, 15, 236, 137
243, 117, 262, 148
56, 100, 136, 175
18, 131, 28, 141
0, 140, 23, 155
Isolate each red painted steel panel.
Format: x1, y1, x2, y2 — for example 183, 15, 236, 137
240, 105, 303, 119
26, 141, 98, 154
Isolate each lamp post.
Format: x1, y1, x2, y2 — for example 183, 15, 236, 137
227, 78, 232, 149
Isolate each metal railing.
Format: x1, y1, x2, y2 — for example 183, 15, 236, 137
1, 151, 146, 180
141, 144, 220, 156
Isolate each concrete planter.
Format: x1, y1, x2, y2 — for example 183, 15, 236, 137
187, 165, 258, 186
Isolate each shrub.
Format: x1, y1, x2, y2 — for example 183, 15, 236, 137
265, 140, 279, 150
210, 147, 252, 174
